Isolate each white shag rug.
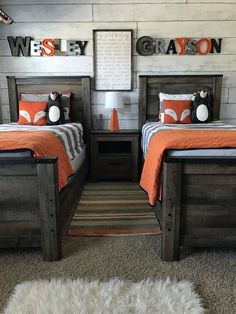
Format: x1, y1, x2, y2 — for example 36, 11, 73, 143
4, 278, 205, 314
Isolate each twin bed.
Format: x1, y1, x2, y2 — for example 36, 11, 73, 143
0, 76, 90, 261
139, 74, 236, 261
1, 74, 235, 262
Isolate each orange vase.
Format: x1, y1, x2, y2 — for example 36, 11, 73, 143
109, 108, 119, 131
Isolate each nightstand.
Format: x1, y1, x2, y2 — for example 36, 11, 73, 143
90, 130, 140, 182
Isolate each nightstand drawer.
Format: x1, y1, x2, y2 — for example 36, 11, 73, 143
90, 130, 139, 182
98, 155, 132, 179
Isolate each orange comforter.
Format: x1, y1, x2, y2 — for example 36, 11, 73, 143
140, 129, 236, 206
0, 131, 74, 191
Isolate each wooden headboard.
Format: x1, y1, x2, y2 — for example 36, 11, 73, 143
7, 76, 91, 139
139, 74, 223, 129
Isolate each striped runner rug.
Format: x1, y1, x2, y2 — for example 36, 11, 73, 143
68, 182, 161, 236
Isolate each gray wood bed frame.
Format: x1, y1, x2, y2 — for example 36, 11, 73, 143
139, 74, 236, 261
0, 76, 91, 261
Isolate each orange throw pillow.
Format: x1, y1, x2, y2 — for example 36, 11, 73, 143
18, 100, 48, 126
163, 99, 192, 124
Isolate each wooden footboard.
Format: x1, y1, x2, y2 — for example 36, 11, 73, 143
160, 157, 236, 261
0, 157, 61, 261
0, 75, 91, 261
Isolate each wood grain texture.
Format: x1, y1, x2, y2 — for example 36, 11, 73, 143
90, 131, 139, 182
59, 157, 88, 236
138, 21, 236, 37
140, 75, 236, 260
189, 0, 236, 3
94, 4, 236, 21
92, 104, 138, 120
135, 56, 236, 72
0, 22, 136, 39
37, 162, 61, 262
0, 40, 10, 56
160, 159, 236, 260
1, 1, 236, 126
229, 88, 236, 103
0, 5, 92, 22
0, 76, 90, 261
0, 0, 186, 4
162, 161, 182, 261
7, 76, 91, 129
139, 74, 222, 128
0, 57, 93, 73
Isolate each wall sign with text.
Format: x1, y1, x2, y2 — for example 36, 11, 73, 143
136, 36, 222, 56
93, 30, 132, 91
7, 36, 88, 56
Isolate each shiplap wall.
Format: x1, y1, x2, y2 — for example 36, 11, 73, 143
0, 0, 236, 127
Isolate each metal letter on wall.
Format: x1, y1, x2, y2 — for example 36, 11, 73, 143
7, 36, 31, 56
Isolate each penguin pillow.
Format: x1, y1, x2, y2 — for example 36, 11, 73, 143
46, 91, 65, 125
191, 90, 213, 123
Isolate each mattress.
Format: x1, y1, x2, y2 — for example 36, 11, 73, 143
0, 122, 84, 162
142, 121, 236, 158
71, 145, 86, 172
0, 147, 86, 173
0, 149, 32, 157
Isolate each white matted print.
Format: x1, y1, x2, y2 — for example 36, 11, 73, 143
93, 30, 132, 91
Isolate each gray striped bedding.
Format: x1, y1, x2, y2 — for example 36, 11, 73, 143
0, 122, 84, 161
142, 121, 236, 158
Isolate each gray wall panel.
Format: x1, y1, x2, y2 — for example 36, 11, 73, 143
0, 0, 186, 4
0, 57, 93, 73
1, 5, 92, 22
0, 22, 136, 39
94, 4, 236, 22
0, 40, 11, 56
0, 1, 236, 125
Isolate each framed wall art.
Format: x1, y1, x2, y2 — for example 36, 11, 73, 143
93, 29, 133, 91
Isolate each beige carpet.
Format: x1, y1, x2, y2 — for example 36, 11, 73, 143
68, 182, 160, 236
0, 236, 235, 314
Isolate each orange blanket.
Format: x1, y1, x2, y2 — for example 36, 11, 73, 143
0, 131, 74, 191
140, 129, 236, 206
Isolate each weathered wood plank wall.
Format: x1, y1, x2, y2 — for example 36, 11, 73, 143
0, 0, 236, 127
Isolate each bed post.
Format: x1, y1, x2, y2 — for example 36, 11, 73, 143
7, 76, 18, 122
212, 76, 222, 121
162, 161, 182, 261
37, 158, 61, 261
139, 76, 147, 130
